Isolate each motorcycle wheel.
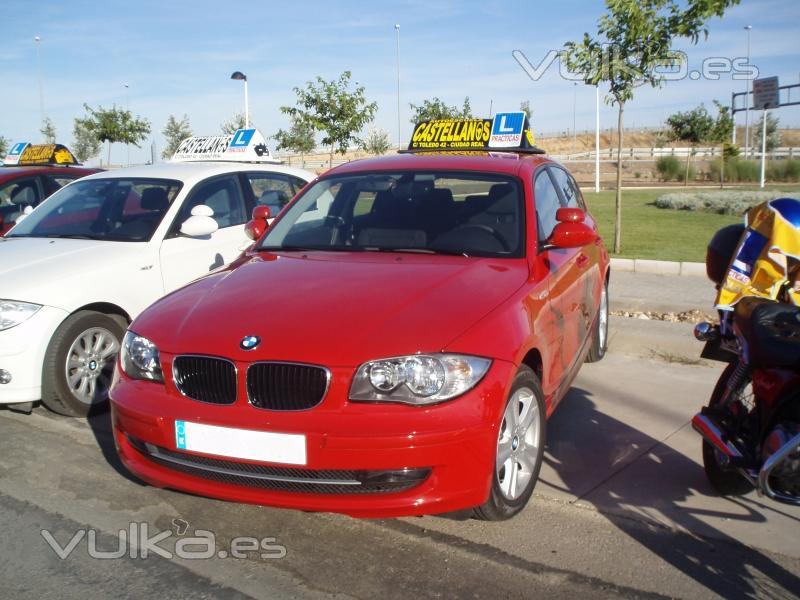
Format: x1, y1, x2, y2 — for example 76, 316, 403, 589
702, 362, 756, 496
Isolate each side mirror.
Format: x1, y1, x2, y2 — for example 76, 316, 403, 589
543, 221, 597, 250
244, 205, 271, 241
14, 205, 34, 224
180, 204, 218, 237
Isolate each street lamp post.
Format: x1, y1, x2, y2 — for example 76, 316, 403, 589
744, 25, 752, 158
34, 35, 44, 127
230, 71, 249, 128
395, 24, 401, 149
124, 83, 130, 166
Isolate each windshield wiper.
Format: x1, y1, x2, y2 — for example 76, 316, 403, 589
41, 233, 102, 240
363, 247, 471, 257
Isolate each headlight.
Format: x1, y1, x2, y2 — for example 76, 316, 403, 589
120, 331, 163, 382
350, 354, 491, 405
0, 300, 41, 331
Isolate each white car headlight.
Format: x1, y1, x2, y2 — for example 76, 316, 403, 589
0, 300, 42, 331
350, 354, 491, 406
120, 331, 163, 382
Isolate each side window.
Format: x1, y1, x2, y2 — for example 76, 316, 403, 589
0, 177, 43, 225
174, 176, 245, 231
533, 171, 561, 242
46, 175, 79, 194
290, 176, 308, 193
247, 173, 293, 210
549, 167, 583, 209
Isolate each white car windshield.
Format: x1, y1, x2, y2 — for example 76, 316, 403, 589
259, 171, 524, 258
7, 178, 182, 242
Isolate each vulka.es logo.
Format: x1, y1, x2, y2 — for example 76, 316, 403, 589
41, 521, 287, 561
512, 47, 759, 84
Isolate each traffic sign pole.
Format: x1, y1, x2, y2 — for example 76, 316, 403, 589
760, 109, 767, 189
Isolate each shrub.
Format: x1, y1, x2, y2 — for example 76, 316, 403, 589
654, 190, 799, 215
655, 156, 680, 181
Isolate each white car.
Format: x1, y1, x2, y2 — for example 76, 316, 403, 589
0, 130, 314, 416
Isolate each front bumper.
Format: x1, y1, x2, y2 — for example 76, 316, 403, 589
110, 358, 516, 518
0, 305, 69, 404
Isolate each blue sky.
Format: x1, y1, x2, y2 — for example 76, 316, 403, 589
3, 0, 799, 164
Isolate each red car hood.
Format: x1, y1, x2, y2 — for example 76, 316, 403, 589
133, 251, 528, 367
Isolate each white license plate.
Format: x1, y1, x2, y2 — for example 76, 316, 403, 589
174, 420, 306, 465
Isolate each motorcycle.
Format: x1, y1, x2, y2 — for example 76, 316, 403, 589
692, 198, 800, 506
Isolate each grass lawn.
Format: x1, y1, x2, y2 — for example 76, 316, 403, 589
583, 186, 799, 262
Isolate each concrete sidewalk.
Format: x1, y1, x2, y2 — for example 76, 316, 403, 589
607, 271, 717, 362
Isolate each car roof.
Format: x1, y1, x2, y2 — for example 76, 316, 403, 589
0, 165, 100, 181
322, 152, 553, 178
76, 161, 315, 187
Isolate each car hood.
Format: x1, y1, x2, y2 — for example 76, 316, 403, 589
134, 251, 529, 367
0, 236, 148, 307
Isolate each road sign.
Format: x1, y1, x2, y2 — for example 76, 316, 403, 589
752, 77, 780, 110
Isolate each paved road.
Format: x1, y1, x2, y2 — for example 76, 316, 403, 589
1, 352, 798, 599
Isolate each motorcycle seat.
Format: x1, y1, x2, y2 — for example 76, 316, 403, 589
734, 298, 800, 369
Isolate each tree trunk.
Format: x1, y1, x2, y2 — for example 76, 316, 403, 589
684, 148, 691, 186
720, 152, 725, 189
614, 102, 624, 254
329, 146, 334, 168
107, 141, 112, 166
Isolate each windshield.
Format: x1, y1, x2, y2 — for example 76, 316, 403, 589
259, 171, 524, 257
7, 178, 182, 241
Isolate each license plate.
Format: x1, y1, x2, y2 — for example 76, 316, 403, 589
174, 420, 306, 465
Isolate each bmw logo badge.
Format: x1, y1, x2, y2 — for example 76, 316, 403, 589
240, 335, 261, 350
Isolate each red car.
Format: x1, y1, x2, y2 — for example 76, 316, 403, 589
110, 115, 610, 520
1, 143, 100, 234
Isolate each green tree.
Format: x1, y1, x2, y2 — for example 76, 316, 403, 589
520, 100, 531, 120
752, 112, 780, 153
162, 114, 193, 159
563, 0, 739, 253
408, 97, 473, 124
666, 104, 714, 185
359, 127, 391, 155
273, 116, 317, 166
221, 112, 250, 135
281, 71, 378, 167
707, 101, 735, 187
0, 136, 8, 157
72, 116, 102, 163
40, 117, 57, 143
79, 103, 151, 165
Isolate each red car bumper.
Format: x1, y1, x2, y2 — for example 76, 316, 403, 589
110, 359, 515, 518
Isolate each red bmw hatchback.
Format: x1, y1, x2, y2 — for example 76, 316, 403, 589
110, 121, 610, 520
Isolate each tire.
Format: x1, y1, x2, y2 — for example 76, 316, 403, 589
586, 281, 609, 363
701, 363, 756, 496
41, 311, 125, 417
474, 365, 546, 521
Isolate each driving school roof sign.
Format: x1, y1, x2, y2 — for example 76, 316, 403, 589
172, 129, 279, 163
407, 112, 543, 153
3, 142, 78, 166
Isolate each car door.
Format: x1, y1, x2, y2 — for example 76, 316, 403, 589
159, 174, 249, 292
242, 172, 298, 223
532, 168, 583, 388
548, 165, 599, 349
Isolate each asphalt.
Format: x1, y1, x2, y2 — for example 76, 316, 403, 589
2, 270, 799, 598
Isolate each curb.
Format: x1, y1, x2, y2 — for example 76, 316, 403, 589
610, 257, 706, 277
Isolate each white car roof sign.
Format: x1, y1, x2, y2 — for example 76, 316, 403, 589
171, 128, 279, 164
3, 142, 30, 165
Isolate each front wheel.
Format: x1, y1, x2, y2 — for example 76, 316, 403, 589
474, 365, 546, 521
702, 363, 756, 496
586, 281, 608, 363
41, 311, 125, 417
